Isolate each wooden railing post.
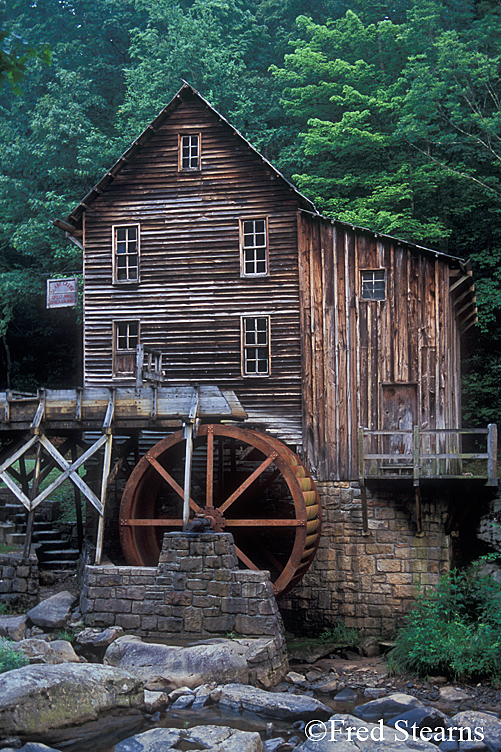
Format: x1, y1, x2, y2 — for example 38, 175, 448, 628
358, 427, 369, 534
488, 423, 498, 485
413, 425, 420, 484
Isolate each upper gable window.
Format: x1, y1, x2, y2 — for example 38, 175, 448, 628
241, 218, 268, 277
179, 133, 200, 171
113, 224, 139, 283
361, 269, 385, 300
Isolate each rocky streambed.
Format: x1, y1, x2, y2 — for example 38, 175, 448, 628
1, 592, 501, 752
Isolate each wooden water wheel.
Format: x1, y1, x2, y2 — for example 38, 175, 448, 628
119, 424, 321, 594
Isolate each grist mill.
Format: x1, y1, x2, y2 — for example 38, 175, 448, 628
0, 83, 496, 636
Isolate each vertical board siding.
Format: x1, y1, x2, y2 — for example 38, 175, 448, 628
298, 214, 463, 481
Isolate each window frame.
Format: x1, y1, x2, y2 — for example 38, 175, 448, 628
240, 217, 268, 278
178, 132, 201, 172
112, 223, 140, 285
112, 319, 140, 377
241, 315, 271, 377
360, 268, 386, 301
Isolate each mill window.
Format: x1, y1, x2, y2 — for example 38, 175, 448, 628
361, 269, 386, 300
241, 218, 268, 277
113, 320, 140, 376
179, 133, 200, 170
113, 224, 139, 283
242, 316, 270, 376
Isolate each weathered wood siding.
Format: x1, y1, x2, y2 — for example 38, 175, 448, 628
83, 91, 304, 446
298, 213, 463, 480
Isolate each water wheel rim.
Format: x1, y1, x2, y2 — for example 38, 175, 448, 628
120, 424, 321, 595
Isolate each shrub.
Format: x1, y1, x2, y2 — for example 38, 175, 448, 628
391, 560, 501, 681
0, 639, 29, 674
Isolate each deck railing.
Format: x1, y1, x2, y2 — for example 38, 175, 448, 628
358, 424, 498, 485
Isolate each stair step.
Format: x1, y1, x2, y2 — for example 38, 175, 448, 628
0, 522, 16, 543
38, 559, 78, 570
33, 531, 63, 542
6, 532, 25, 545
38, 548, 80, 561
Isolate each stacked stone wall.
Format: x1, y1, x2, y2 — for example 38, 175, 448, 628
80, 532, 283, 639
279, 482, 451, 637
0, 553, 38, 608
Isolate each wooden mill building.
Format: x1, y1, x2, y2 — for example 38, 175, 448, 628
1, 83, 494, 635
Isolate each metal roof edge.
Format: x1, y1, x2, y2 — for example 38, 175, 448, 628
299, 208, 467, 266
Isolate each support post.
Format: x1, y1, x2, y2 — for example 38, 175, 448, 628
23, 439, 42, 558
488, 423, 498, 485
95, 434, 113, 565
71, 442, 84, 551
415, 483, 423, 536
183, 421, 194, 531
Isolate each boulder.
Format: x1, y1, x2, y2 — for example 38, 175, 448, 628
218, 683, 332, 721
354, 693, 424, 723
439, 686, 472, 703
0, 615, 28, 641
0, 745, 62, 752
26, 592, 75, 629
0, 663, 143, 740
0, 745, 61, 752
105, 636, 250, 689
451, 711, 501, 752
76, 626, 124, 648
13, 638, 79, 665
143, 689, 170, 712
113, 726, 262, 752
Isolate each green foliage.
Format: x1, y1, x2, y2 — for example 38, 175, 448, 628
0, 638, 28, 673
391, 562, 501, 680
319, 621, 359, 646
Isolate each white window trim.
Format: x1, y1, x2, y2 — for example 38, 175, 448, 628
240, 217, 269, 278
360, 268, 386, 301
112, 223, 140, 285
112, 319, 140, 378
178, 132, 202, 172
240, 315, 271, 377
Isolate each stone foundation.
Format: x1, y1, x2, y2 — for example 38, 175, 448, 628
80, 532, 287, 684
280, 482, 451, 637
0, 553, 39, 609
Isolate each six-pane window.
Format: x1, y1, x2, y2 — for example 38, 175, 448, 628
242, 316, 270, 375
242, 219, 267, 276
361, 269, 385, 300
180, 134, 200, 170
114, 225, 139, 282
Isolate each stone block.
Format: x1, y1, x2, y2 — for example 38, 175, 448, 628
116, 614, 141, 630
157, 616, 183, 632
235, 615, 278, 636
377, 559, 402, 573
184, 607, 203, 632
208, 581, 230, 597
179, 556, 203, 572
141, 616, 158, 631
203, 615, 235, 632
94, 598, 131, 613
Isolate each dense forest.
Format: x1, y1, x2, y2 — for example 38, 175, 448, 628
1, 0, 501, 426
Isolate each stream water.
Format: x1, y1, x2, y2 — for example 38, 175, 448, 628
53, 689, 366, 752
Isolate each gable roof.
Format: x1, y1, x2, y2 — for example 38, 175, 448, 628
55, 81, 317, 235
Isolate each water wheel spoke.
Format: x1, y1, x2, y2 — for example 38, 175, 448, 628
146, 453, 202, 514
225, 519, 301, 526
219, 452, 277, 514
234, 544, 260, 571
122, 518, 183, 526
260, 545, 285, 573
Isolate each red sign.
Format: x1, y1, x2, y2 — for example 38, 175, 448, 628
46, 277, 78, 309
